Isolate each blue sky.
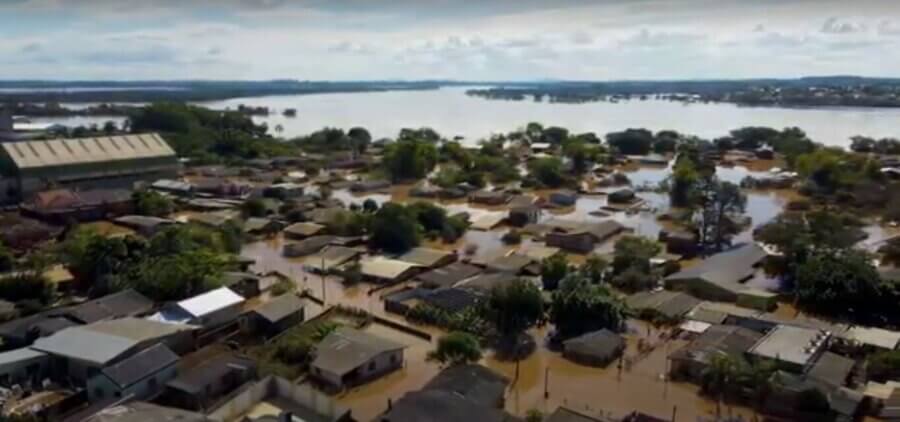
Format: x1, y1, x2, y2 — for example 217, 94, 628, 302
1, 0, 899, 80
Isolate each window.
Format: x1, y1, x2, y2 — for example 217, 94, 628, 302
368, 362, 376, 371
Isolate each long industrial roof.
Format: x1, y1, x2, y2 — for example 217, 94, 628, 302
1, 133, 175, 170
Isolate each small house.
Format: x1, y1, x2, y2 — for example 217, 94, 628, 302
242, 217, 282, 236
508, 205, 541, 227
220, 272, 262, 298
665, 243, 768, 302
283, 222, 327, 240
283, 235, 342, 257
113, 215, 177, 236
0, 348, 50, 387
305, 245, 363, 274
359, 256, 423, 284
416, 262, 483, 289
351, 180, 391, 193
161, 354, 257, 412
397, 247, 457, 269
668, 325, 763, 381
469, 190, 510, 206
562, 329, 626, 367
607, 189, 637, 204
485, 253, 539, 275
310, 327, 406, 391
87, 343, 179, 402
247, 294, 305, 339
150, 287, 244, 328
549, 190, 578, 207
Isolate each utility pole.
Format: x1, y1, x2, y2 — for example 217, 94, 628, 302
321, 255, 327, 304
544, 366, 550, 399
671, 405, 677, 422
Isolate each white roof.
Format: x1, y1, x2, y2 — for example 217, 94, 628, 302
748, 324, 828, 366
176, 287, 244, 318
13, 122, 60, 132
531, 142, 552, 149
679, 320, 712, 334
1, 133, 175, 170
359, 256, 421, 280
839, 326, 900, 350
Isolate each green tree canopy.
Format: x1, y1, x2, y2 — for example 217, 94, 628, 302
483, 279, 544, 341
549, 274, 626, 339
368, 203, 421, 253
428, 332, 483, 366
383, 138, 439, 182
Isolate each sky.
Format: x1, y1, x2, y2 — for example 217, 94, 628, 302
1, 0, 900, 81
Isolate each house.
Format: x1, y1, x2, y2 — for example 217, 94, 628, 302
358, 256, 423, 283
188, 211, 237, 228
748, 324, 830, 372
508, 205, 541, 227
113, 215, 176, 236
397, 247, 457, 269
161, 354, 257, 412
658, 230, 699, 257
665, 243, 768, 302
0, 348, 50, 387
470, 213, 506, 231
22, 188, 134, 223
508, 194, 538, 208
834, 325, 900, 351
469, 190, 510, 205
80, 402, 213, 422
150, 287, 244, 328
0, 215, 62, 251
283, 235, 340, 257
607, 189, 637, 204
457, 272, 520, 294
0, 310, 80, 350
247, 294, 305, 339
305, 246, 364, 273
545, 220, 628, 253
0, 134, 179, 200
562, 329, 626, 367
546, 407, 615, 422
283, 222, 327, 240
549, 190, 578, 207
484, 253, 539, 275
668, 325, 764, 381
31, 318, 196, 384
806, 352, 856, 390
384, 287, 479, 315
415, 262, 483, 289
243, 217, 282, 236
151, 179, 194, 196
64, 289, 155, 324
86, 343, 179, 402
381, 364, 514, 422
207, 375, 351, 422
626, 290, 701, 322
310, 327, 406, 391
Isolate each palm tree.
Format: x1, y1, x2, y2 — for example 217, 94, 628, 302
738, 360, 778, 421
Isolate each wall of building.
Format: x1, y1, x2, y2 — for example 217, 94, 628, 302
208, 375, 349, 422
195, 303, 242, 328
0, 352, 50, 387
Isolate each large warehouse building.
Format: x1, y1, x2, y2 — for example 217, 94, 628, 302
0, 133, 179, 202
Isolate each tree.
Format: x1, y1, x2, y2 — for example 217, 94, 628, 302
693, 178, 747, 253
796, 388, 831, 414
540, 253, 570, 290
482, 279, 544, 353
580, 254, 609, 284
867, 350, 900, 382
368, 203, 421, 253
549, 274, 627, 339
383, 138, 439, 181
701, 354, 743, 416
362, 198, 379, 213
428, 332, 483, 366
528, 157, 567, 188
606, 128, 654, 155
541, 126, 569, 144
562, 138, 592, 174
241, 198, 269, 218
794, 248, 890, 323
612, 235, 661, 274
347, 126, 372, 153
132, 190, 175, 217
611, 266, 656, 292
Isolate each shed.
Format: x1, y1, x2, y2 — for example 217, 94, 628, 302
807, 352, 855, 389
243, 217, 282, 235
248, 294, 305, 338
305, 246, 363, 273
562, 329, 626, 367
162, 354, 257, 412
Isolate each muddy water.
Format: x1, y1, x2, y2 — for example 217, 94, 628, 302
484, 325, 757, 421
335, 322, 441, 421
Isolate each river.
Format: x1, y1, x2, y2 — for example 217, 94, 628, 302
31, 87, 900, 148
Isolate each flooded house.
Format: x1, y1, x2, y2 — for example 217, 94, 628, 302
549, 189, 579, 207
283, 222, 327, 240
149, 287, 244, 328
668, 324, 763, 381
664, 243, 770, 303
151, 179, 194, 197
284, 235, 343, 257
396, 247, 457, 269
86, 343, 179, 401
415, 262, 483, 289
358, 256, 424, 284
245, 293, 305, 339
384, 286, 479, 315
626, 290, 701, 322
469, 190, 510, 205
113, 215, 177, 236
242, 217, 282, 236
747, 324, 830, 372
508, 204, 541, 227
310, 327, 406, 391
160, 353, 257, 412
305, 245, 364, 274
207, 375, 351, 421
21, 188, 134, 223
381, 364, 512, 422
562, 329, 626, 367
545, 220, 628, 253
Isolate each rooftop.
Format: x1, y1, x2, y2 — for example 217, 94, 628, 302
1, 133, 175, 170
416, 262, 483, 289
177, 287, 244, 319
65, 289, 153, 324
312, 327, 405, 377
563, 329, 626, 361
666, 243, 768, 292
806, 352, 855, 389
748, 324, 829, 367
359, 256, 421, 281
100, 343, 179, 388
626, 290, 701, 319
669, 325, 763, 365
83, 401, 211, 422
251, 294, 305, 324
167, 353, 256, 394
397, 247, 454, 267
423, 364, 509, 408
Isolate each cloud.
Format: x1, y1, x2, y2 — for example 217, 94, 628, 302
18, 42, 41, 53
618, 28, 706, 48
879, 20, 900, 36
821, 17, 867, 34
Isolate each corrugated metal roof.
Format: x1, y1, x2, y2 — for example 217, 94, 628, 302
1, 133, 175, 170
101, 343, 178, 388
0, 347, 46, 367
312, 327, 406, 376
176, 287, 244, 318
32, 326, 137, 365
360, 256, 421, 280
